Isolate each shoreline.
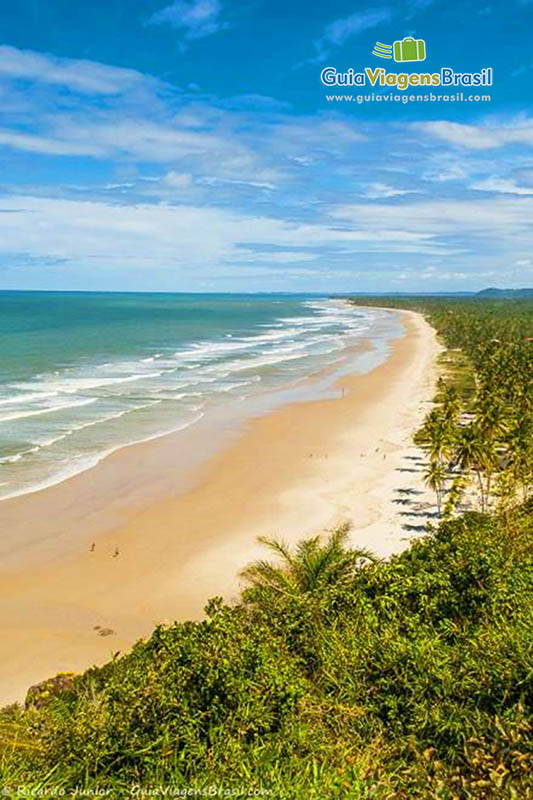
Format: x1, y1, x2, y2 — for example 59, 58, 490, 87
0, 309, 441, 707
0, 309, 397, 566
0, 300, 395, 509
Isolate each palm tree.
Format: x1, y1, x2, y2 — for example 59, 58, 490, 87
474, 392, 507, 444
454, 424, 483, 508
440, 383, 461, 425
443, 474, 466, 518
424, 459, 447, 517
454, 424, 499, 512
415, 409, 455, 466
505, 414, 533, 502
241, 524, 377, 607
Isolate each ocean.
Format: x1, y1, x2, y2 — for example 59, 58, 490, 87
0, 292, 402, 501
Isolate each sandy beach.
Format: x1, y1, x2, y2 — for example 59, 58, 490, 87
0, 309, 440, 707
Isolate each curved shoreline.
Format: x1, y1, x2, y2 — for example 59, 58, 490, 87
0, 309, 440, 706
0, 310, 397, 564
0, 301, 395, 507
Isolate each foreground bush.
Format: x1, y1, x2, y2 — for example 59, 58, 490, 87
1, 505, 532, 798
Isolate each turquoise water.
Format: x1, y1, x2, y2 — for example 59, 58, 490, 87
0, 292, 401, 500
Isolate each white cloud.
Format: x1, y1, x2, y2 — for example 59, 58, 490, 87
322, 8, 391, 46
60, 117, 232, 161
415, 118, 533, 150
0, 195, 446, 277
361, 182, 420, 199
0, 48, 364, 195
0, 129, 105, 157
231, 250, 319, 264
392, 267, 472, 284
0, 47, 289, 186
414, 122, 504, 150
0, 116, 248, 165
148, 0, 226, 40
303, 8, 391, 64
471, 177, 533, 195
163, 171, 194, 189
423, 163, 469, 182
0, 110, 283, 186
199, 176, 276, 190
330, 197, 533, 263
332, 196, 533, 231
0, 45, 153, 95
268, 117, 365, 161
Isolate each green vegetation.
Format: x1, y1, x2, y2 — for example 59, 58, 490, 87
0, 298, 532, 799
353, 297, 533, 517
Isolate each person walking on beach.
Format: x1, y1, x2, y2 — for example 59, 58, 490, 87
113, 547, 119, 558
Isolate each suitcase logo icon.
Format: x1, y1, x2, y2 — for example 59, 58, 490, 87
393, 37, 426, 62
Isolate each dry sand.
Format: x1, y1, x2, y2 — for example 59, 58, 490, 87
0, 309, 441, 707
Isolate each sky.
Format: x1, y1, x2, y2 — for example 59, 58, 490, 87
0, 0, 532, 293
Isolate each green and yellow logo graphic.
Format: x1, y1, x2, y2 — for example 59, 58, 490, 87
373, 37, 426, 62
372, 42, 392, 59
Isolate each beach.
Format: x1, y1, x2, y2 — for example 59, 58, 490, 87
0, 308, 440, 707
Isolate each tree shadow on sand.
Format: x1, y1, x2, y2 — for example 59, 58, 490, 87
402, 523, 430, 533
399, 510, 440, 519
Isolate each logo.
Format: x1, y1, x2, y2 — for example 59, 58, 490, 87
373, 36, 426, 62
320, 34, 493, 91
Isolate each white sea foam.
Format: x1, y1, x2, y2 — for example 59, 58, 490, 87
0, 391, 59, 406
0, 397, 97, 423
26, 400, 164, 451
11, 371, 163, 395
0, 448, 38, 465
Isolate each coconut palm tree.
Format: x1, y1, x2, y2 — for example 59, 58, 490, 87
443, 474, 466, 518
505, 414, 533, 502
440, 383, 461, 425
474, 392, 507, 444
241, 524, 377, 607
454, 423, 499, 512
415, 408, 455, 466
424, 458, 447, 517
454, 424, 483, 507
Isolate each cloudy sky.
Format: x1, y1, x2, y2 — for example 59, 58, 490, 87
0, 0, 532, 292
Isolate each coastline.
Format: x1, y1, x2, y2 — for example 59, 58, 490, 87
0, 309, 441, 707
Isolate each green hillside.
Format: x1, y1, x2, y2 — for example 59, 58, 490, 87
475, 288, 533, 298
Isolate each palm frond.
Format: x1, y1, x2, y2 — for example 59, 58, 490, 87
256, 536, 294, 566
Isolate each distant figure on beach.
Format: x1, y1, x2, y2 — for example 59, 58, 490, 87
90, 543, 95, 552
113, 547, 119, 558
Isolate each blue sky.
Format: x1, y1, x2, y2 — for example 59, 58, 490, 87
0, 0, 532, 292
